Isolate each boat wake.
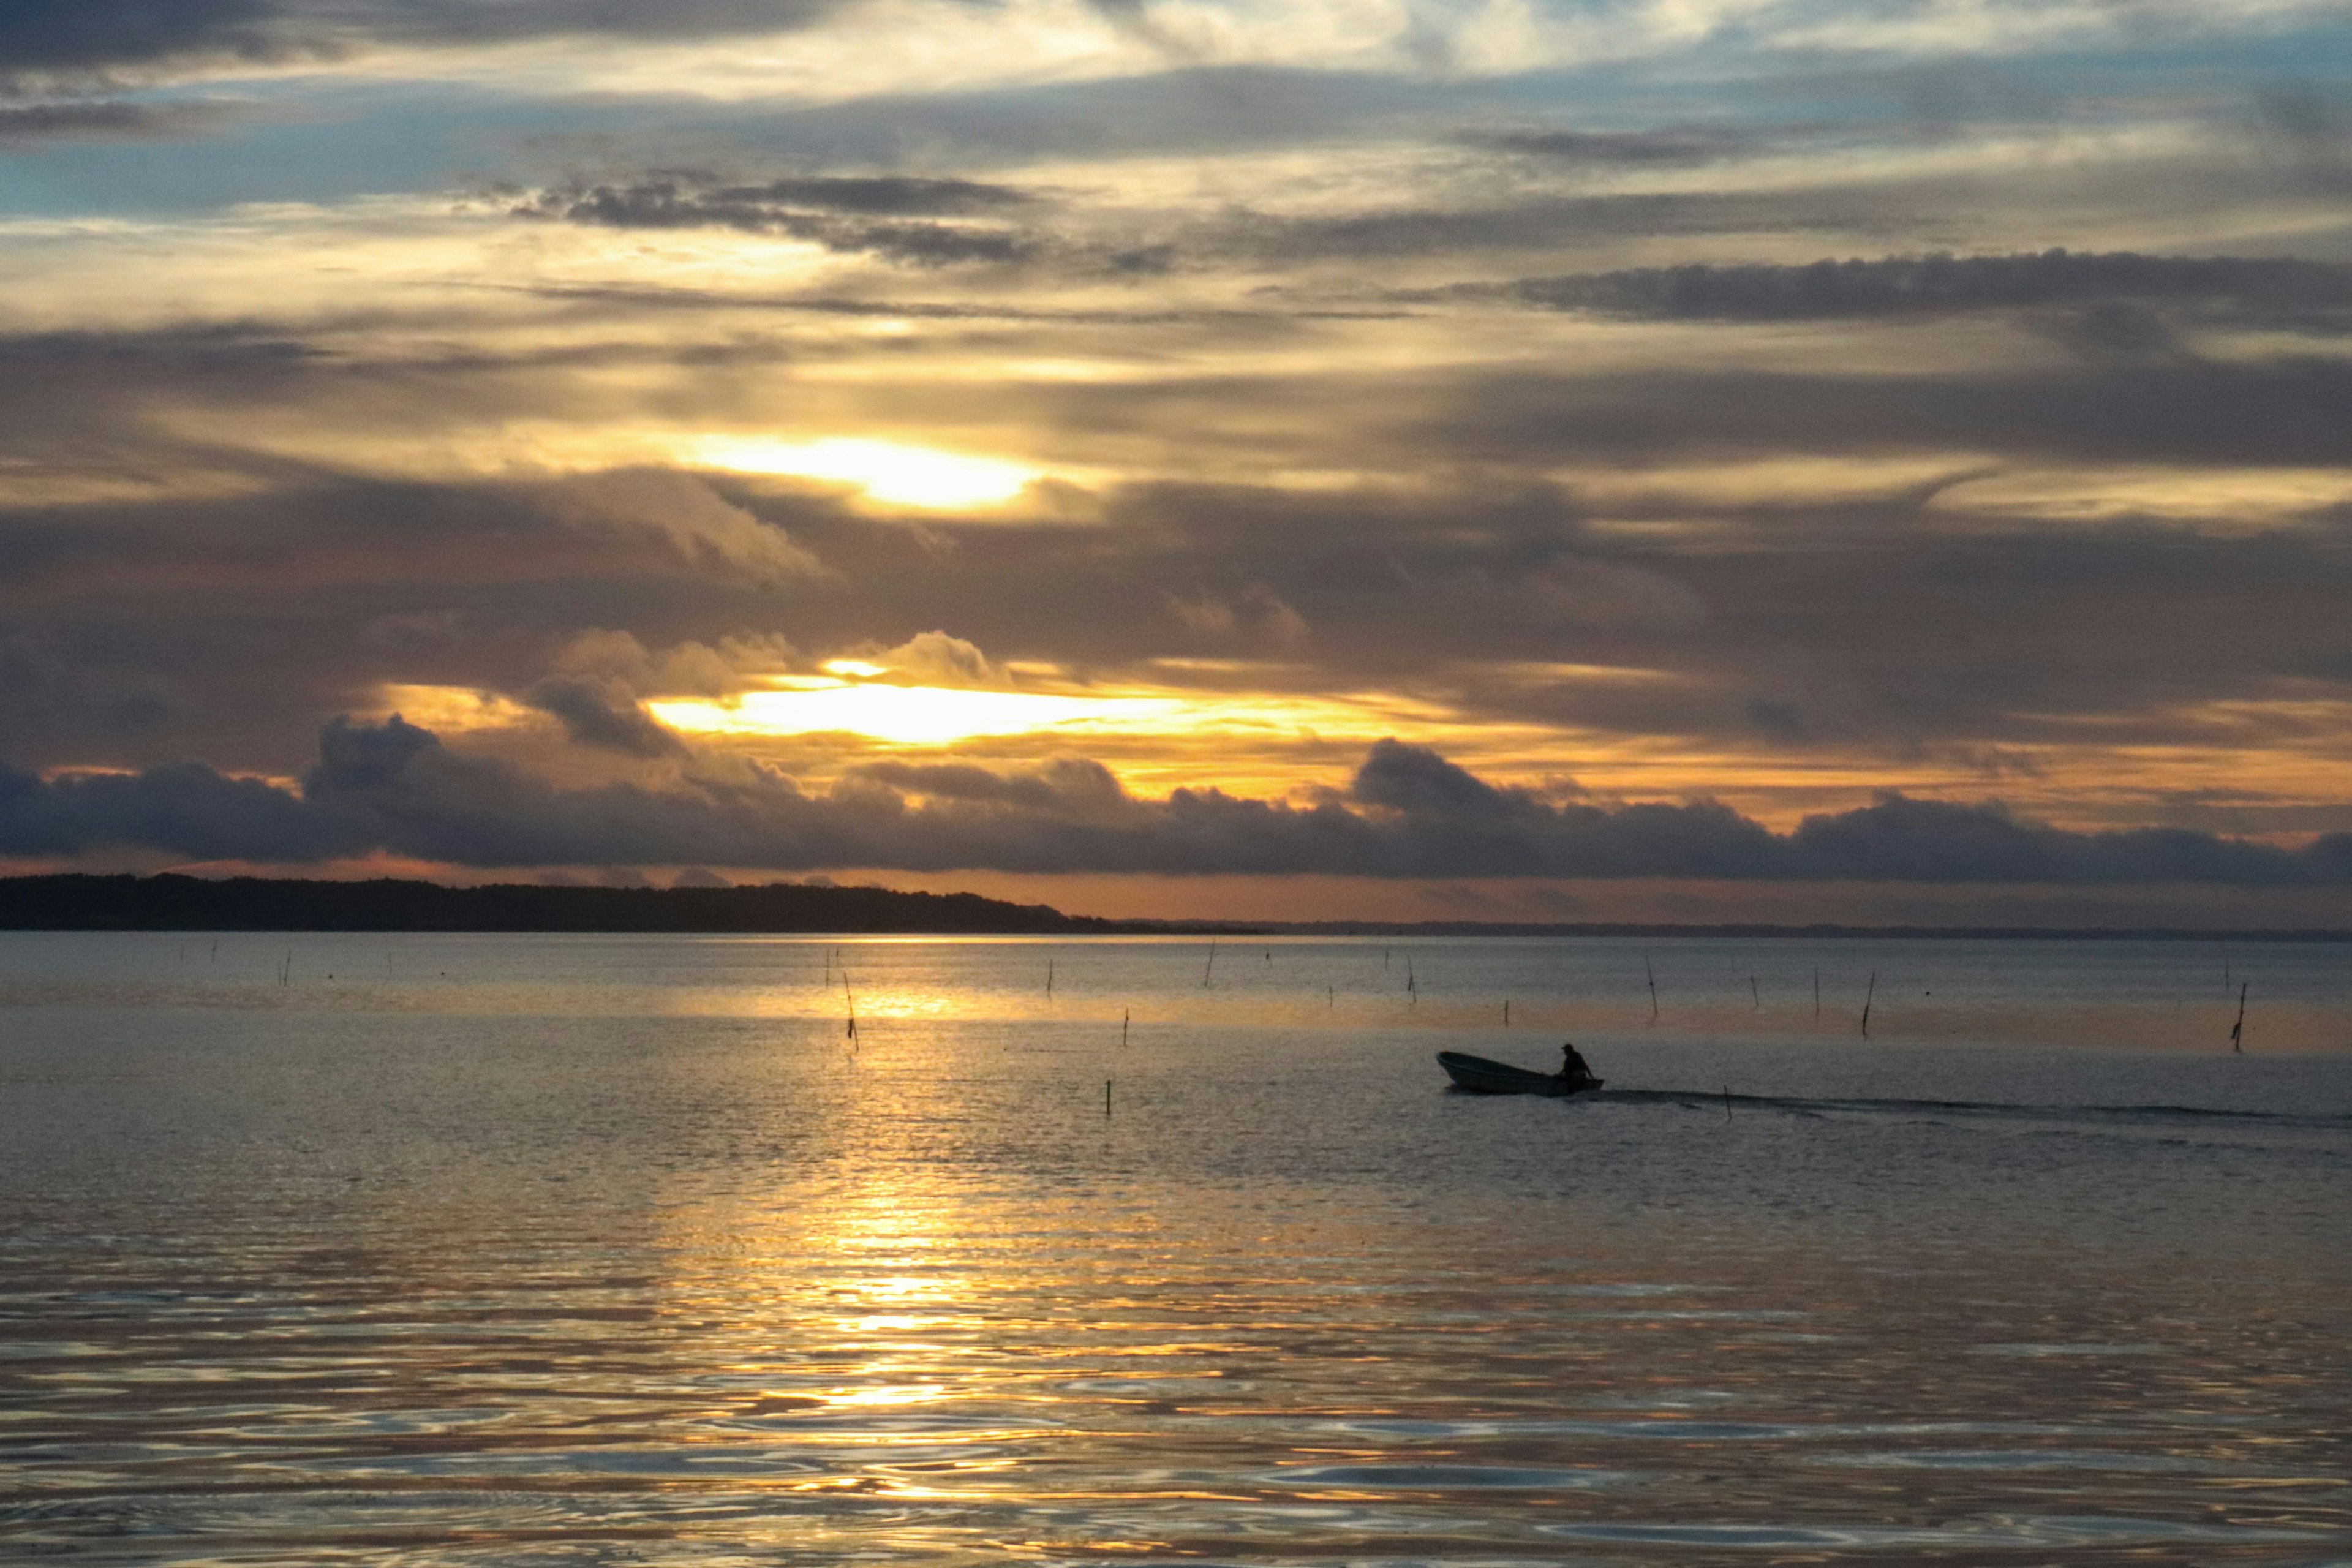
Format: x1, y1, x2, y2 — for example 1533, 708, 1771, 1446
1593, 1088, 2352, 1132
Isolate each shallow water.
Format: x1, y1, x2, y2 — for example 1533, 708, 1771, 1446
3, 932, 2348, 1565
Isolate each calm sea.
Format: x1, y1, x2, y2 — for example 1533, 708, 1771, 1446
3, 932, 2348, 1566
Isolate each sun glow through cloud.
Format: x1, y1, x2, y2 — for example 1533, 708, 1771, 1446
685, 437, 1042, 509
648, 682, 1186, 745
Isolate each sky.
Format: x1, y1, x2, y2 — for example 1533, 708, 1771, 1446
2, 0, 2351, 924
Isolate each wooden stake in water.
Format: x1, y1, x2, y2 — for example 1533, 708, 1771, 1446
1502, 998, 1510, 1025
1749, 975, 1760, 1009
1105, 1079, 1113, 1117
2230, 982, 2247, 1054
1046, 957, 1054, 997
1204, 939, 1217, 989
1724, 1085, 1732, 1121
1121, 1008, 1130, 1046
843, 974, 858, 1046
1645, 956, 1659, 1019
1406, 958, 1417, 1003
1327, 985, 1335, 1008
1860, 971, 1877, 1038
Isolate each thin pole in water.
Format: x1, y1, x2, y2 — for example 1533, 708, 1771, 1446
1860, 971, 1876, 1038
1406, 957, 1417, 1003
1105, 1079, 1113, 1117
1749, 975, 1759, 1009
1204, 939, 1217, 989
1327, 985, 1335, 1008
1645, 956, 1659, 1019
1047, 957, 1054, 997
1503, 998, 1510, 1025
2230, 982, 2248, 1054
1724, 1085, 1732, 1121
843, 974, 858, 1046
1122, 1008, 1129, 1046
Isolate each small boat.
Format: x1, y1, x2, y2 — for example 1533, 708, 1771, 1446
1437, 1050, 1604, 1096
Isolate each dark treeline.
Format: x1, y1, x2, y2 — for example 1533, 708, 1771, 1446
1, 874, 2343, 940
0, 874, 1187, 935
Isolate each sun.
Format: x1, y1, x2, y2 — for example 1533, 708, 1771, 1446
685, 435, 1039, 509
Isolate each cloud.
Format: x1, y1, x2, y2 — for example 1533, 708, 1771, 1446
523, 628, 805, 756
549, 628, 802, 698
864, 630, 1008, 687
1230, 188, 1906, 263
852, 755, 1129, 811
0, 0, 275, 80
0, 99, 244, 143
0, 0, 843, 85
1468, 126, 1778, 167
712, 176, 1036, 216
522, 675, 683, 757
1455, 250, 2352, 322
530, 470, 825, 583
514, 177, 1041, 266
7, 721, 2348, 885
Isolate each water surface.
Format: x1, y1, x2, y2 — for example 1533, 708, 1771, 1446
4, 933, 2348, 1564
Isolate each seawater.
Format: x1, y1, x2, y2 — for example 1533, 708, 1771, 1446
2, 932, 2347, 1566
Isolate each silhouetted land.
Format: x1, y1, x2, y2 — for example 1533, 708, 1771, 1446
0, 875, 1183, 935
0, 874, 2345, 940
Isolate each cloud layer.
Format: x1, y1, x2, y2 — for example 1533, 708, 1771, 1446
7, 725, 2347, 886
5, 0, 2351, 916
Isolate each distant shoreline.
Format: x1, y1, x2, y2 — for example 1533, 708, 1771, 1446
1, 873, 2345, 942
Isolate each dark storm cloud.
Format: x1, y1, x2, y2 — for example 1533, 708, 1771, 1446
516, 178, 1040, 266
0, 0, 841, 83
0, 99, 244, 143
5, 723, 2348, 884
1450, 250, 2352, 322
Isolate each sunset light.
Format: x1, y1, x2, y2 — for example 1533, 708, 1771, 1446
4, 0, 2348, 927
14, 2, 2352, 1560
649, 681, 1183, 745
685, 436, 1042, 509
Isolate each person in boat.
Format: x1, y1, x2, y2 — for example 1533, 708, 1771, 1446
1558, 1042, 1597, 1087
